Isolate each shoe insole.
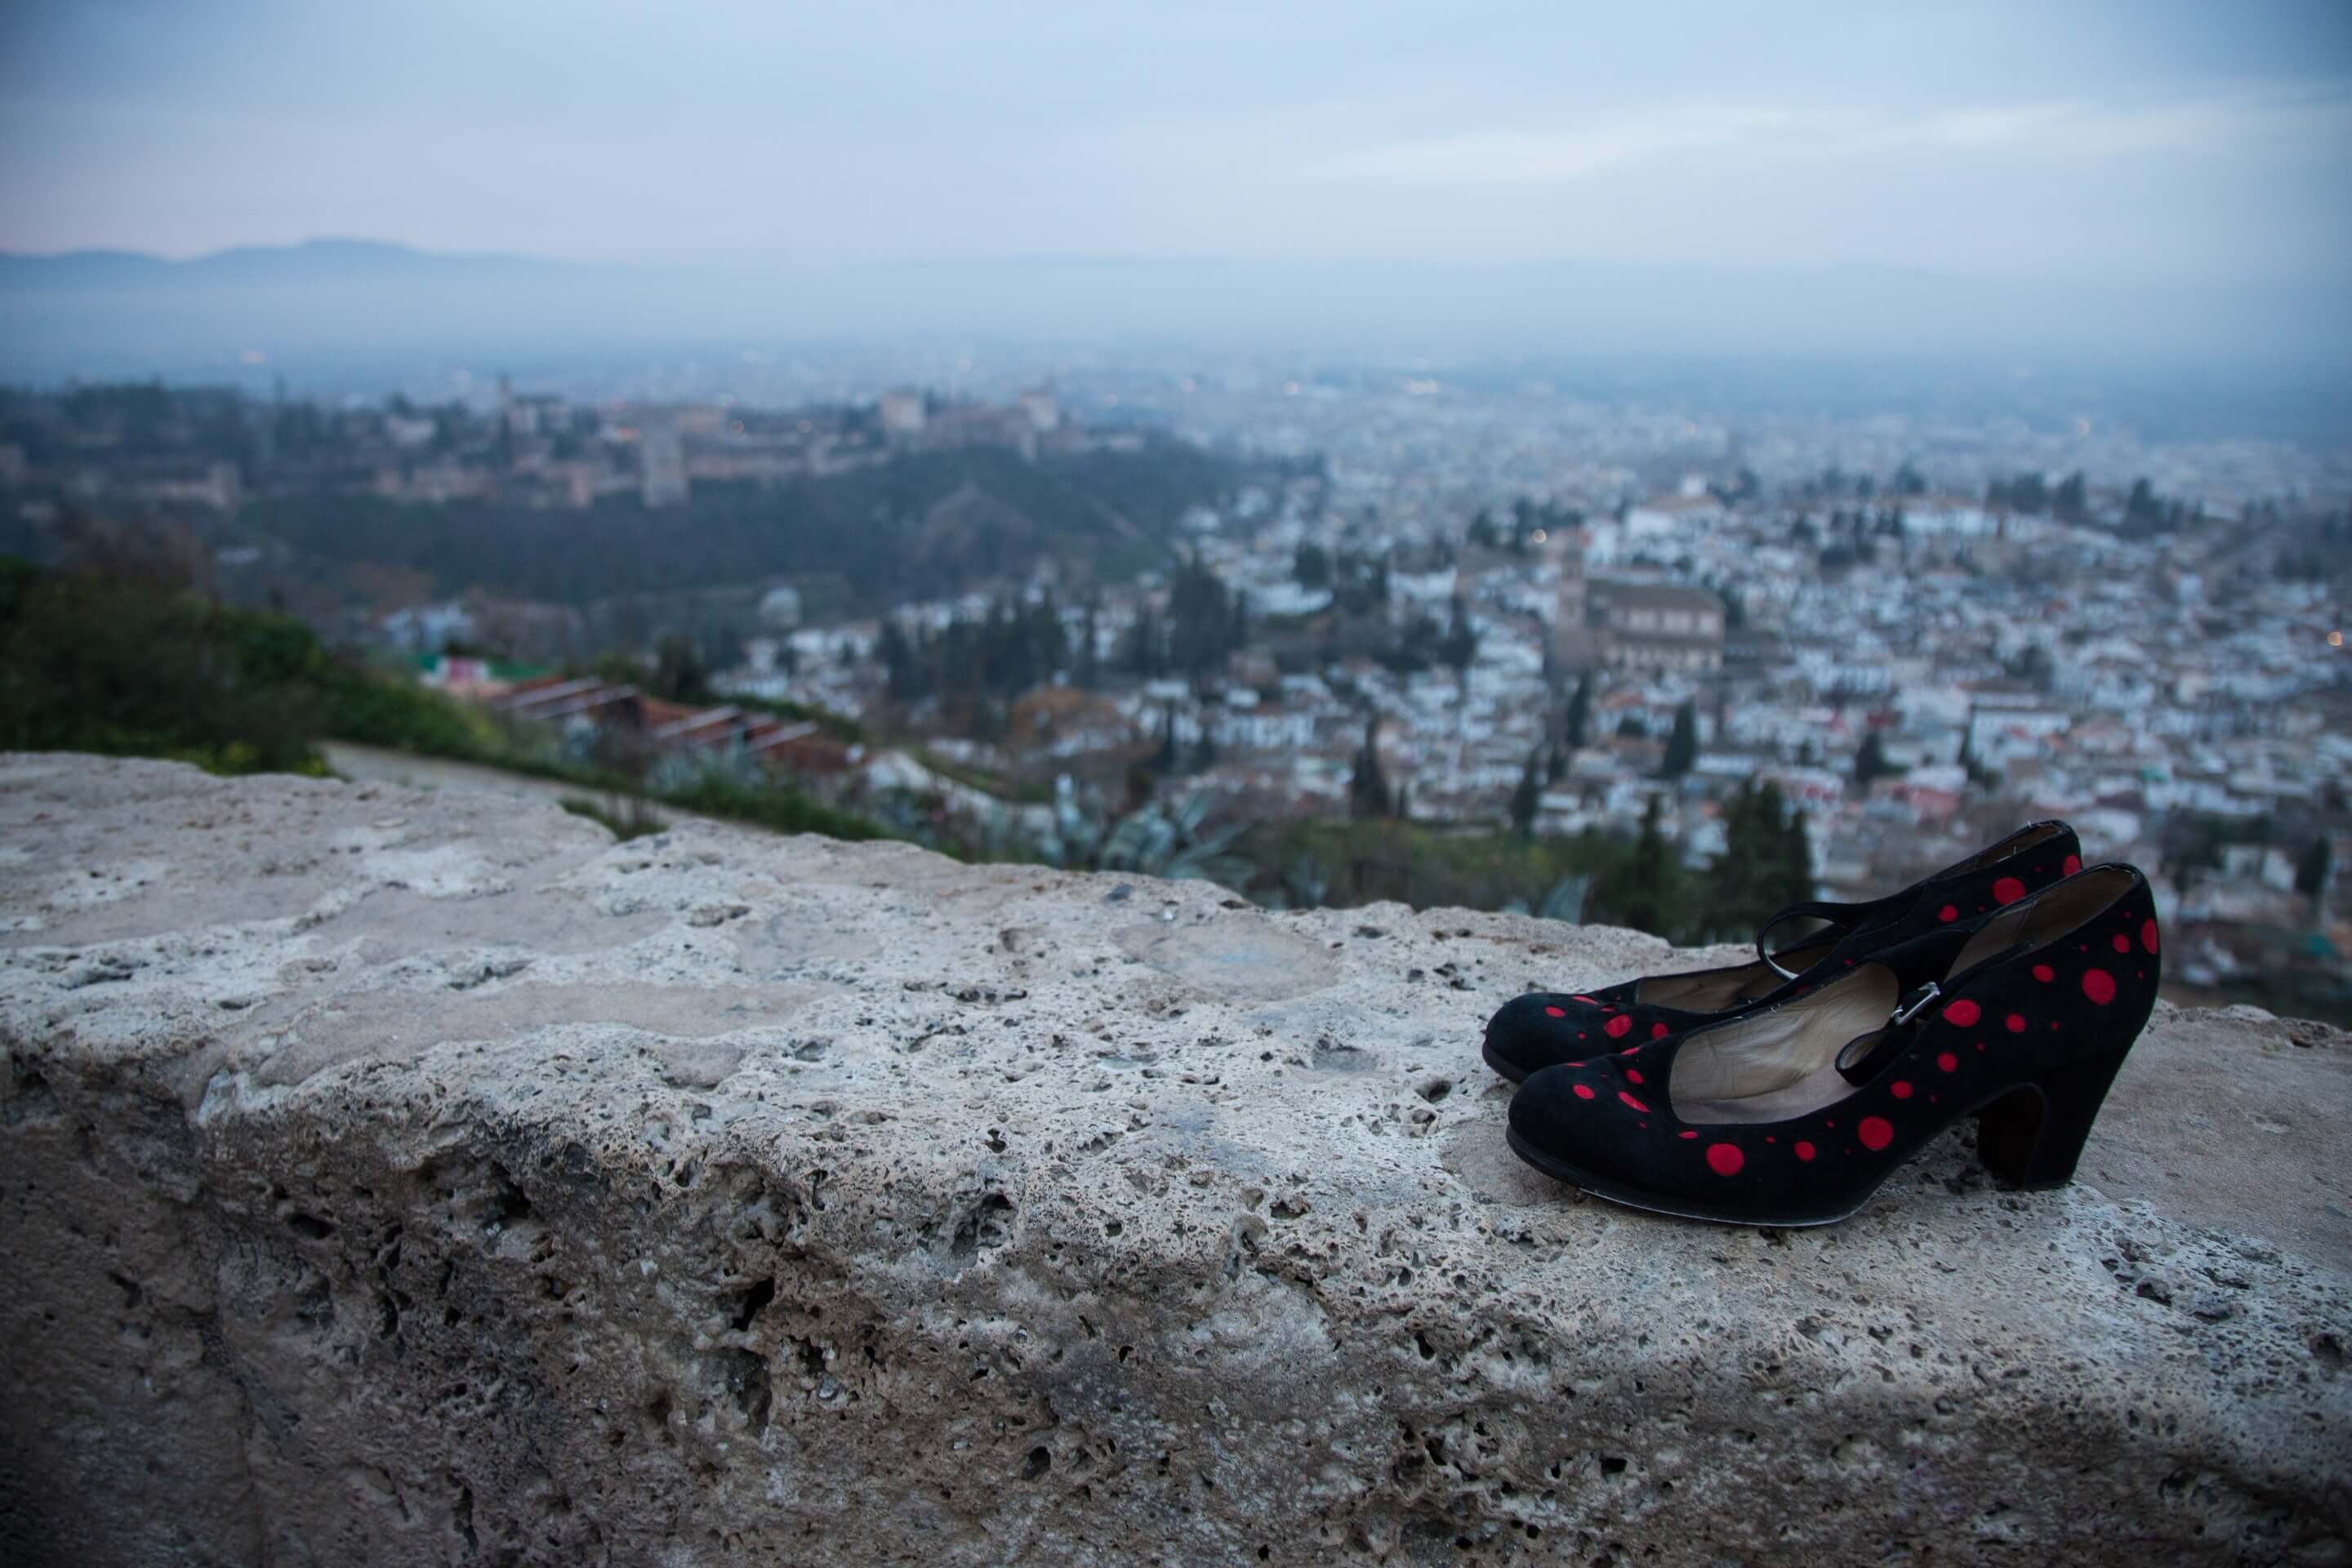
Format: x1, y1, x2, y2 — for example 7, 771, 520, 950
1671, 967, 1900, 1125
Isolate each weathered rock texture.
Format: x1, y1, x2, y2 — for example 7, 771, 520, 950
2, 755, 2347, 1566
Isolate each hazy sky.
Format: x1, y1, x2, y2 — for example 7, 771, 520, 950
3, 0, 2350, 286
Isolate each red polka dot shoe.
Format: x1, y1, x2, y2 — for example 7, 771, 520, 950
1481, 820, 2082, 1083
1503, 864, 2159, 1227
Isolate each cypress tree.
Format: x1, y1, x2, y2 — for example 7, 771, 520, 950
1854, 731, 1900, 787
1510, 749, 1543, 838
1709, 779, 1815, 942
1349, 716, 1391, 819
1662, 701, 1699, 779
1614, 794, 1677, 938
1441, 594, 1477, 675
1778, 795, 1816, 909
1075, 602, 1100, 688
2296, 838, 2333, 901
1565, 674, 1592, 749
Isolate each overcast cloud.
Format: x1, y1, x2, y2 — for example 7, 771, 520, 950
2, 0, 2346, 287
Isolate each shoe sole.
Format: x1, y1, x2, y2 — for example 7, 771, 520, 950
1503, 1125, 1872, 1227
1481, 1035, 1532, 1085
1502, 1095, 2078, 1230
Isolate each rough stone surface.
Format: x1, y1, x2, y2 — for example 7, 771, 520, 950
2, 754, 2348, 1567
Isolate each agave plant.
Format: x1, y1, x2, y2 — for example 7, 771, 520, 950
1101, 794, 1254, 888
1536, 873, 1591, 924
1280, 854, 1330, 911
1027, 789, 1252, 891
1027, 777, 1107, 869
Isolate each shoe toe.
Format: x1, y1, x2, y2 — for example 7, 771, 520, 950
1508, 1064, 1588, 1149
1509, 1059, 1673, 1200
1483, 992, 1608, 1080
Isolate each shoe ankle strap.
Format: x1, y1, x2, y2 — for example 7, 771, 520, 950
1754, 901, 1864, 980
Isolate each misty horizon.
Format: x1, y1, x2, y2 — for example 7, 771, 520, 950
4, 238, 2350, 399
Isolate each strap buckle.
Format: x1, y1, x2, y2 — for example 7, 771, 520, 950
1891, 982, 1941, 1026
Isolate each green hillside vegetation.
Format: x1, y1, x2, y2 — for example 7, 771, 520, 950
1238, 782, 1814, 946
0, 558, 886, 843
0, 555, 483, 775
233, 441, 1261, 612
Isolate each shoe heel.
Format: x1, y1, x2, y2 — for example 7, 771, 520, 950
1974, 1052, 2128, 1189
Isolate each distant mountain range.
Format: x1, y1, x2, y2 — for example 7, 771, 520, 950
2, 238, 2343, 396
0, 238, 576, 291
0, 239, 658, 382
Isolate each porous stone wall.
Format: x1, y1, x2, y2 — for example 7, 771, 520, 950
2, 755, 2346, 1566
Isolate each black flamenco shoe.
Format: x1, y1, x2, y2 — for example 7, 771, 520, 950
1481, 819, 2082, 1083
1503, 864, 2160, 1227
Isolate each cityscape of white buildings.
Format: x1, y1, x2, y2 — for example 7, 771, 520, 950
7, 362, 2343, 1011
703, 368, 2349, 1007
